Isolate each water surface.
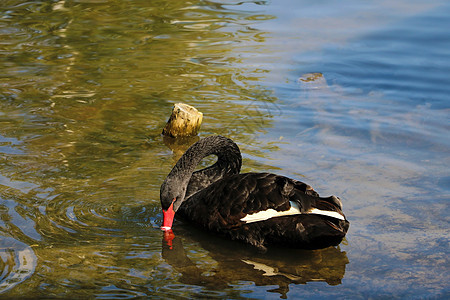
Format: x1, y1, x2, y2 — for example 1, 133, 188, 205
0, 0, 449, 298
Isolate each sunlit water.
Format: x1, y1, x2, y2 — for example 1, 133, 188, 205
1, 0, 449, 298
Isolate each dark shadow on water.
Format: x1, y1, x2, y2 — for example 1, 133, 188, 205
161, 224, 349, 299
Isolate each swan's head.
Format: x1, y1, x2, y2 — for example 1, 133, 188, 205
160, 177, 186, 230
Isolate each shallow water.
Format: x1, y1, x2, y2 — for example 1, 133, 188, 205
0, 0, 449, 298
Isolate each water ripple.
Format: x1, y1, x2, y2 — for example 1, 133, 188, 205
0, 237, 37, 294
45, 198, 127, 238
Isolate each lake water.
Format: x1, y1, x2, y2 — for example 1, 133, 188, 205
1, 0, 449, 298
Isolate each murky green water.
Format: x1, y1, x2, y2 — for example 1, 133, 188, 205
1, 0, 449, 298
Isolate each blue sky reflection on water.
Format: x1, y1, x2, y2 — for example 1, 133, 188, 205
222, 1, 450, 297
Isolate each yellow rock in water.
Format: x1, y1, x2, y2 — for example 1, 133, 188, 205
162, 103, 203, 137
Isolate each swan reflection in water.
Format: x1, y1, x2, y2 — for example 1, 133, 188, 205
161, 226, 349, 299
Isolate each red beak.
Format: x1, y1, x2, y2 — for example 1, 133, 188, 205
161, 200, 175, 230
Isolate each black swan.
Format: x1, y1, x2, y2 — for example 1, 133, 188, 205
160, 135, 349, 250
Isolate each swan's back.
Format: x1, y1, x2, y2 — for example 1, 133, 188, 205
178, 172, 348, 249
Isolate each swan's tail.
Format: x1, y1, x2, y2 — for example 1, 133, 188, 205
292, 191, 346, 221
308, 195, 345, 220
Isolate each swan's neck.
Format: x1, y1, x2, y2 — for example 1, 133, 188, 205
168, 136, 242, 198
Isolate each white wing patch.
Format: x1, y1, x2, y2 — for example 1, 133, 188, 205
308, 208, 345, 220
240, 201, 344, 223
240, 201, 301, 223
